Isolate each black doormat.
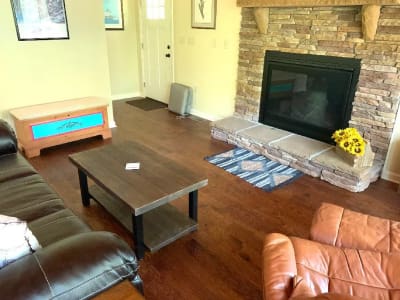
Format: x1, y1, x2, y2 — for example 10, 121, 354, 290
126, 97, 167, 111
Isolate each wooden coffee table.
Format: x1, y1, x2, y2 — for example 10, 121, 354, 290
69, 141, 208, 259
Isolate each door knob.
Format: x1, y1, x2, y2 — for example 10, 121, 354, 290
165, 53, 171, 58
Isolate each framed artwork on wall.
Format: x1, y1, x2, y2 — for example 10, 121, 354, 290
191, 0, 216, 29
10, 0, 69, 41
103, 0, 124, 30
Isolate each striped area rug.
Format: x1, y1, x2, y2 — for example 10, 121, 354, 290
205, 147, 303, 192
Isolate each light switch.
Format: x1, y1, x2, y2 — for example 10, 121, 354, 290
224, 40, 230, 50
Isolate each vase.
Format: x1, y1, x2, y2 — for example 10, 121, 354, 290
335, 140, 375, 168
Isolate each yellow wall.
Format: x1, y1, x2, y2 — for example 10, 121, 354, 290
0, 0, 113, 123
106, 0, 142, 99
173, 0, 241, 120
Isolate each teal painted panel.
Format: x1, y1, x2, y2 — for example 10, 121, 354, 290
31, 113, 104, 140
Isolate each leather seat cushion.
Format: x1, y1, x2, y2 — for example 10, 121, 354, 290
291, 236, 400, 299
0, 154, 37, 183
0, 174, 64, 222
29, 209, 91, 247
0, 232, 140, 300
310, 202, 400, 253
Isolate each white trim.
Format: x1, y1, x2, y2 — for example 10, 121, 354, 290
189, 109, 223, 122
111, 92, 142, 101
170, 0, 175, 84
140, 0, 174, 100
109, 120, 117, 128
138, 0, 145, 96
381, 169, 400, 184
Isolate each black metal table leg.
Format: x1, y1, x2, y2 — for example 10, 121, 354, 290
78, 169, 90, 207
189, 190, 198, 221
132, 214, 145, 260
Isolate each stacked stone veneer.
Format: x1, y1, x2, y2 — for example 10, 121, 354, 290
211, 117, 382, 192
235, 6, 400, 162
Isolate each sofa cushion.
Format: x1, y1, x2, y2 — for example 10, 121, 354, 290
0, 232, 140, 300
0, 153, 37, 183
0, 214, 41, 269
264, 233, 400, 300
29, 209, 91, 247
291, 293, 368, 300
0, 174, 65, 221
310, 202, 400, 253
291, 236, 400, 299
290, 277, 368, 299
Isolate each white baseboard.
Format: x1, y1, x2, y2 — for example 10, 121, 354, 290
381, 169, 400, 184
109, 120, 117, 128
111, 92, 142, 101
190, 109, 224, 122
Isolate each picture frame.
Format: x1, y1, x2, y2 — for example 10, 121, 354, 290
10, 0, 69, 41
103, 0, 124, 30
191, 0, 216, 29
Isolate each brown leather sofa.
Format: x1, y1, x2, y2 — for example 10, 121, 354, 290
263, 203, 400, 300
0, 120, 143, 299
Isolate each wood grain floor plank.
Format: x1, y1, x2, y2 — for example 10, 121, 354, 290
28, 100, 400, 300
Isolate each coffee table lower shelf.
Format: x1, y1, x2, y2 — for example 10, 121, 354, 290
89, 185, 198, 252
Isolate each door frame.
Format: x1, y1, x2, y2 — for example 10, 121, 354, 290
138, 0, 175, 100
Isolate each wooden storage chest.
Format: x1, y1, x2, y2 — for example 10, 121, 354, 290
10, 97, 112, 158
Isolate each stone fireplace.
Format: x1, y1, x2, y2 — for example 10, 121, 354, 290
211, 2, 400, 192
235, 3, 400, 162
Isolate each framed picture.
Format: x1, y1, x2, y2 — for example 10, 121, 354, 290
191, 0, 216, 29
103, 0, 124, 30
10, 0, 69, 41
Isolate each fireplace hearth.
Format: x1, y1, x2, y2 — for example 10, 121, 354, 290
259, 51, 361, 144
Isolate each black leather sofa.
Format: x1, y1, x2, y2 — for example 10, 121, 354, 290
0, 119, 143, 299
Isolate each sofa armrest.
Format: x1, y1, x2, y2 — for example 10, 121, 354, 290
310, 202, 400, 253
263, 233, 297, 300
0, 120, 18, 155
0, 231, 142, 300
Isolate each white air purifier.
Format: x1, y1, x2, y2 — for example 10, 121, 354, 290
168, 83, 193, 116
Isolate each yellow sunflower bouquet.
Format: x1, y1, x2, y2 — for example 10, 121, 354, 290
332, 128, 365, 157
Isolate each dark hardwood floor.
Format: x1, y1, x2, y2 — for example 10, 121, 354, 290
28, 100, 400, 300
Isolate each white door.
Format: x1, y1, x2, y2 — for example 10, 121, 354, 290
141, 0, 173, 103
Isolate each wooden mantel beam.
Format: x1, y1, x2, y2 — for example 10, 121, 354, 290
253, 8, 270, 34
362, 5, 381, 41
237, 0, 400, 7
237, 0, 399, 40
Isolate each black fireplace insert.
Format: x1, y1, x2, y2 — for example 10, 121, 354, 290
259, 51, 361, 144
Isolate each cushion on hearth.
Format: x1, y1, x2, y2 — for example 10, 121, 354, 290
0, 214, 41, 269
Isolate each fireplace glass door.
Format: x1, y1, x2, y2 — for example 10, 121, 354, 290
259, 51, 361, 144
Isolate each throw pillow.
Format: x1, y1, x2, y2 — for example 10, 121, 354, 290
0, 214, 41, 269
